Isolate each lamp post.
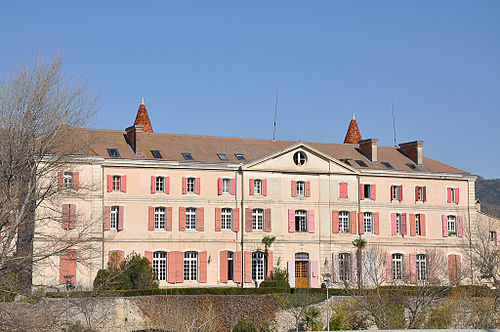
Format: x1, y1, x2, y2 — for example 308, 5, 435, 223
64, 274, 75, 332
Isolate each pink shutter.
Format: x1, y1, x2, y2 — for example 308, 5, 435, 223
360, 183, 365, 200
249, 179, 254, 195
59, 250, 76, 284
166, 207, 172, 231
69, 204, 76, 229
398, 185, 403, 201
218, 178, 223, 195
457, 215, 464, 238
168, 252, 176, 283
287, 260, 295, 287
195, 177, 201, 195
234, 251, 242, 283
267, 251, 273, 279
58, 172, 64, 190
73, 172, 79, 191
231, 179, 236, 195
410, 214, 416, 236
288, 209, 295, 233
265, 208, 272, 232
220, 251, 228, 283
104, 206, 111, 231
374, 212, 380, 235
415, 186, 419, 202
262, 179, 267, 196
145, 251, 153, 266
339, 182, 347, 198
420, 214, 426, 236
390, 185, 394, 200
244, 251, 252, 283
350, 211, 357, 234
179, 207, 186, 231
197, 208, 204, 231
107, 175, 113, 192
121, 175, 127, 193
307, 210, 315, 233
291, 181, 297, 197
391, 213, 397, 235
404, 254, 410, 282
423, 186, 427, 202
177, 251, 184, 283
199, 251, 207, 283
62, 204, 70, 230
442, 215, 448, 237
245, 208, 252, 232
151, 176, 156, 194
447, 188, 452, 203
332, 211, 339, 233
305, 181, 311, 197
401, 213, 407, 235
232, 208, 240, 232
455, 188, 459, 204
309, 260, 319, 288
386, 253, 393, 283
148, 207, 154, 231
409, 254, 417, 284
372, 184, 376, 200
358, 212, 364, 234
117, 206, 124, 230
182, 177, 187, 194
496, 231, 500, 246
351, 253, 357, 283
165, 177, 170, 194
215, 208, 221, 232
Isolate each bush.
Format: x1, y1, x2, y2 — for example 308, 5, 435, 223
232, 318, 257, 332
0, 272, 19, 302
303, 306, 323, 331
269, 267, 288, 282
329, 298, 368, 331
259, 280, 289, 289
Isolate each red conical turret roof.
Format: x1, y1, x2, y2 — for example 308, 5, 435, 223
134, 99, 153, 133
343, 113, 362, 144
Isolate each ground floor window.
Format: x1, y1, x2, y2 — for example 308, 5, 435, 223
184, 252, 198, 281
339, 253, 351, 281
392, 253, 403, 281
252, 252, 264, 281
153, 251, 167, 281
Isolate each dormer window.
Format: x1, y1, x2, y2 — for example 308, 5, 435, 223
293, 151, 307, 166
217, 153, 228, 161
151, 150, 162, 159
107, 148, 120, 158
182, 152, 194, 160
235, 153, 246, 161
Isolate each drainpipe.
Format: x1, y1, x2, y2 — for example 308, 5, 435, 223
234, 169, 239, 258
467, 179, 473, 284
239, 167, 245, 288
101, 166, 105, 270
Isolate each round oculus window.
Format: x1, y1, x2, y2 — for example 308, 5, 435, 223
293, 151, 307, 166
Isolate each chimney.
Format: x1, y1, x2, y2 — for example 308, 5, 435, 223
399, 141, 424, 165
126, 125, 144, 154
358, 138, 378, 162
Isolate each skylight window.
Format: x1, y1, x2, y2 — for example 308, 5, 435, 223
151, 150, 162, 159
406, 163, 419, 171
381, 161, 394, 169
217, 153, 228, 161
182, 152, 194, 160
234, 153, 246, 161
355, 160, 368, 167
107, 148, 120, 158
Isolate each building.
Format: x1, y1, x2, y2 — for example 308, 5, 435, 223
33, 102, 485, 289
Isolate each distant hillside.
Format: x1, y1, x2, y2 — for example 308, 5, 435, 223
476, 177, 500, 218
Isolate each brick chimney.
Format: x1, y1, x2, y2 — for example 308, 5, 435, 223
126, 125, 144, 154
399, 141, 424, 165
343, 113, 362, 144
358, 138, 378, 162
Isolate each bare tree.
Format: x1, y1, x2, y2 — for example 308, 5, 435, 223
0, 53, 98, 292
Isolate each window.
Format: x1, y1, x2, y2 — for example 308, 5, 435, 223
252, 209, 264, 231
107, 148, 120, 157
392, 185, 401, 201
449, 188, 457, 203
339, 253, 351, 282
295, 210, 307, 232
363, 184, 372, 199
187, 177, 196, 193
182, 152, 194, 160
381, 161, 394, 169
395, 213, 402, 235
154, 207, 166, 230
227, 251, 234, 281
156, 176, 165, 193
415, 214, 422, 235
416, 186, 425, 202
489, 231, 497, 245
151, 150, 162, 159
185, 208, 197, 230
222, 178, 231, 194
364, 212, 373, 233
447, 216, 457, 236
406, 163, 418, 170
110, 206, 119, 230
252, 252, 265, 281
221, 208, 232, 230
355, 160, 368, 167
254, 179, 262, 195
184, 252, 198, 281
217, 153, 228, 161
296, 181, 305, 197
153, 252, 167, 281
293, 151, 307, 166
63, 172, 74, 189
392, 253, 403, 281
234, 153, 246, 161
416, 254, 427, 281
339, 211, 350, 233
112, 176, 121, 191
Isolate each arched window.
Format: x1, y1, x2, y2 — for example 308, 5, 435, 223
339, 253, 351, 281
184, 252, 198, 281
392, 253, 403, 281
153, 251, 167, 281
252, 252, 265, 281
416, 254, 427, 281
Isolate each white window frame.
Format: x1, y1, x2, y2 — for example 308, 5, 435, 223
392, 185, 400, 201
339, 253, 351, 282
154, 207, 166, 230
183, 252, 198, 281
395, 213, 401, 235
63, 171, 74, 189
252, 251, 265, 281
110, 206, 119, 230
392, 253, 403, 281
186, 177, 196, 193
221, 208, 232, 230
185, 208, 197, 230
416, 186, 424, 202
339, 211, 350, 233
295, 210, 307, 232
448, 187, 456, 203
447, 215, 457, 236
222, 178, 231, 194
364, 212, 373, 234
489, 231, 497, 245
415, 214, 421, 235
416, 254, 427, 281
363, 184, 372, 200
155, 176, 165, 193
227, 251, 234, 281
254, 179, 262, 195
153, 251, 167, 281
296, 181, 305, 197
293, 151, 307, 166
112, 175, 121, 191
252, 209, 264, 231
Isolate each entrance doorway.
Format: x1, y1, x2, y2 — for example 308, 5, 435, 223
294, 252, 309, 288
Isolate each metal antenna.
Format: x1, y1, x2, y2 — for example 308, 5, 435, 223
392, 99, 397, 147
272, 90, 278, 141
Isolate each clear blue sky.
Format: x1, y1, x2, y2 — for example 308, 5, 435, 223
1, 1, 498, 178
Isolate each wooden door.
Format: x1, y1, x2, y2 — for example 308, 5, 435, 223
295, 261, 309, 288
